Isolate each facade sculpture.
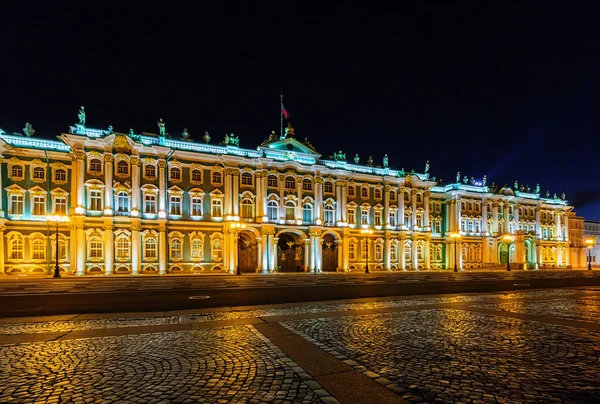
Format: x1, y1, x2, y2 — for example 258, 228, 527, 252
0, 117, 582, 276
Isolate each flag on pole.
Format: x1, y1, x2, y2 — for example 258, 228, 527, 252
281, 103, 291, 120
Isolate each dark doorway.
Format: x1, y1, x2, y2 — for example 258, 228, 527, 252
322, 233, 338, 272
238, 232, 257, 273
277, 233, 304, 272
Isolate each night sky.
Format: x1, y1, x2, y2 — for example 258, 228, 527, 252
2, 3, 600, 218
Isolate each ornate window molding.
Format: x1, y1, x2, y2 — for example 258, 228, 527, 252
360, 203, 371, 226
323, 198, 336, 226
167, 186, 184, 217
114, 154, 130, 178
6, 231, 25, 261
361, 185, 369, 199
189, 188, 205, 218
240, 191, 256, 220
323, 180, 334, 194
209, 189, 224, 220
241, 171, 254, 187
50, 162, 69, 185
267, 174, 278, 188
141, 230, 159, 261
190, 164, 203, 185
113, 181, 131, 215
7, 157, 25, 181
51, 188, 69, 215
28, 186, 47, 218
87, 151, 104, 176
168, 231, 185, 261
85, 228, 105, 261
143, 158, 158, 180
210, 232, 223, 261
302, 177, 312, 191
188, 231, 206, 261
347, 202, 357, 225
210, 165, 223, 186
141, 184, 159, 216
5, 184, 26, 217
30, 159, 46, 183
374, 187, 382, 201
114, 229, 131, 262
85, 180, 105, 213
168, 160, 182, 183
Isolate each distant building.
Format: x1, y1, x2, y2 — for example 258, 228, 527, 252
0, 118, 582, 276
583, 220, 600, 267
568, 212, 586, 268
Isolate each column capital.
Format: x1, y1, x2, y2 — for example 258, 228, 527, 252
103, 225, 115, 231
157, 160, 167, 169
130, 156, 141, 166
72, 150, 86, 161
314, 177, 324, 184
132, 226, 143, 232
104, 154, 114, 163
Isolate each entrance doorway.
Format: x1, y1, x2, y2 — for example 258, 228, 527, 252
238, 232, 257, 273
321, 234, 338, 272
277, 233, 304, 272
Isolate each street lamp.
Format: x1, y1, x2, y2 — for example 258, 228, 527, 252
585, 238, 594, 270
502, 234, 515, 271
230, 222, 246, 275
46, 215, 70, 278
449, 233, 461, 272
360, 228, 373, 273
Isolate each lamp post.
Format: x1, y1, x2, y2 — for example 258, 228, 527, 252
502, 234, 515, 271
450, 233, 461, 272
360, 228, 373, 273
46, 215, 70, 278
585, 238, 594, 270
230, 221, 246, 275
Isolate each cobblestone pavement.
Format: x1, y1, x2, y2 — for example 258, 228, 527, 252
283, 309, 600, 404
0, 325, 329, 403
0, 288, 589, 335
471, 295, 600, 324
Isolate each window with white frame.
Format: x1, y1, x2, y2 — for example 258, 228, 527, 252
54, 196, 67, 215
90, 158, 102, 174
9, 237, 24, 259
324, 204, 335, 225
33, 166, 45, 181
117, 160, 129, 176
285, 176, 295, 189
144, 194, 157, 214
268, 175, 278, 187
349, 242, 356, 260
285, 202, 295, 220
434, 219, 442, 234
191, 169, 202, 183
302, 178, 312, 191
11, 164, 24, 180
390, 210, 397, 227
324, 181, 333, 193
89, 190, 102, 211
170, 238, 182, 259
211, 198, 223, 218
348, 207, 356, 225
361, 240, 367, 260
116, 236, 130, 260
374, 210, 382, 226
475, 220, 481, 234
468, 219, 474, 233
267, 200, 278, 221
191, 197, 203, 216
145, 238, 157, 259
417, 244, 423, 260
390, 243, 397, 261
191, 238, 204, 259
170, 167, 181, 181
361, 207, 369, 225
435, 245, 443, 261
240, 197, 254, 219
303, 203, 312, 223
416, 194, 422, 203
89, 237, 103, 259
460, 218, 467, 232
404, 210, 411, 227
54, 239, 67, 260
404, 192, 410, 201
32, 238, 45, 260
145, 164, 156, 178
9, 194, 24, 215
375, 243, 382, 260
212, 237, 223, 259
116, 191, 130, 213
390, 191, 396, 201
169, 195, 182, 215
32, 195, 45, 216
54, 169, 67, 183
241, 172, 253, 186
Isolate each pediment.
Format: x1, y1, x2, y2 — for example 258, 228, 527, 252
260, 137, 320, 156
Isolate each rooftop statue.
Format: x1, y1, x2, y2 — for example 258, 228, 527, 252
78, 106, 86, 125
284, 122, 295, 138
203, 131, 211, 143
103, 125, 114, 135
456, 171, 460, 183
470, 177, 475, 185
424, 160, 430, 173
545, 191, 550, 198
334, 151, 346, 161
463, 175, 468, 184
432, 176, 436, 182
354, 154, 360, 164
22, 122, 35, 137
399, 167, 405, 176
514, 180, 518, 190
411, 169, 415, 175
128, 128, 140, 141
535, 184, 540, 194
181, 128, 191, 141
526, 185, 530, 192
366, 156, 373, 166
482, 175, 487, 186
562, 192, 566, 200
383, 154, 389, 168
554, 193, 557, 199
157, 118, 166, 137
223, 133, 239, 146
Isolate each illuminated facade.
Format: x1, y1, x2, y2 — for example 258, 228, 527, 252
0, 120, 581, 276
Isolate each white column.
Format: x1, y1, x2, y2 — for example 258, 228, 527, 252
158, 160, 166, 215
104, 225, 114, 275
458, 240, 463, 269
0, 227, 5, 275
455, 198, 461, 232
503, 203, 510, 234
531, 239, 538, 269
308, 234, 314, 271
384, 235, 391, 270
399, 237, 406, 270
411, 237, 418, 270
398, 187, 405, 229
303, 239, 310, 272
131, 225, 141, 275
535, 208, 541, 237
424, 191, 430, 229
232, 171, 239, 217
131, 156, 141, 216
273, 237, 279, 271
481, 200, 488, 235
384, 185, 390, 227
514, 204, 520, 231
224, 169, 232, 217
482, 237, 490, 264
76, 221, 85, 276
104, 154, 113, 214
492, 203, 499, 234
75, 152, 86, 210
256, 237, 263, 273
297, 178, 303, 221
158, 225, 166, 274
424, 237, 431, 269
556, 212, 563, 240
341, 182, 347, 222
262, 174, 268, 220
335, 183, 342, 223
315, 177, 323, 223
563, 213, 569, 242
411, 190, 417, 230
314, 234, 322, 272
0, 161, 3, 216
342, 230, 349, 270
256, 172, 263, 219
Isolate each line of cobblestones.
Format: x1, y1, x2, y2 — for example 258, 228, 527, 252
282, 309, 600, 403
0, 325, 332, 403
0, 289, 587, 335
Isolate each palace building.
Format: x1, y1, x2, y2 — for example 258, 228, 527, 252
0, 116, 584, 276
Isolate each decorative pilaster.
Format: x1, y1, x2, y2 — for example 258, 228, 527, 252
158, 223, 166, 275
398, 187, 405, 229
131, 223, 141, 275
481, 200, 488, 235
101, 155, 114, 216
0, 159, 3, 217
513, 204, 520, 231
273, 237, 279, 272
314, 177, 323, 224
261, 173, 268, 221
75, 220, 85, 276
256, 172, 264, 220
341, 227, 350, 271
424, 236, 431, 270
535, 208, 541, 237
492, 203, 499, 235
384, 234, 391, 270
74, 151, 86, 212
297, 177, 303, 221
158, 160, 167, 215
335, 182, 342, 223
424, 191, 430, 229
224, 169, 233, 217
556, 212, 563, 241
503, 203, 510, 234
104, 224, 114, 275
340, 181, 347, 223
482, 236, 490, 264
384, 185, 391, 227
411, 189, 417, 230
131, 156, 141, 217
256, 237, 263, 273
399, 234, 406, 270
0, 226, 5, 275
232, 170, 240, 217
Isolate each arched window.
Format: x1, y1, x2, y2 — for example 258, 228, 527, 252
302, 178, 312, 191
32, 239, 45, 260
268, 175, 278, 187
390, 191, 396, 201
191, 169, 202, 182
390, 243, 398, 261
404, 191, 410, 201
241, 172, 253, 185
117, 160, 129, 175
285, 176, 295, 189
324, 204, 335, 226
361, 187, 369, 198
324, 181, 333, 193
212, 238, 223, 259
436, 245, 443, 261
145, 238, 157, 259
375, 243, 382, 260
116, 236, 131, 260
348, 186, 355, 198
416, 194, 422, 203
348, 207, 356, 225
389, 210, 397, 227
11, 165, 24, 179
89, 237, 103, 259
191, 238, 204, 259
9, 237, 24, 260
285, 201, 295, 220
349, 242, 356, 260
170, 238, 182, 259
302, 203, 312, 223
55, 168, 66, 182
212, 171, 222, 185
33, 166, 45, 180
170, 167, 181, 181
145, 164, 156, 178
90, 159, 102, 174
116, 191, 130, 213
267, 200, 279, 221
55, 239, 67, 260
417, 245, 424, 260
240, 197, 254, 219
374, 189, 382, 199
90, 189, 102, 211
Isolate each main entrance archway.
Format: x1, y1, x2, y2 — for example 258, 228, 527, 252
238, 232, 258, 273
277, 233, 304, 272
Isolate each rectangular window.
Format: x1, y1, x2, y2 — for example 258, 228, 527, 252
191, 197, 203, 216
324, 207, 334, 226
90, 239, 103, 258
169, 196, 182, 215
390, 211, 396, 227
10, 194, 24, 215
145, 239, 157, 259
390, 245, 397, 261
349, 243, 356, 260
90, 190, 102, 211
375, 244, 382, 260
54, 197, 67, 215
211, 199, 223, 218
116, 239, 130, 259
374, 210, 382, 226
145, 194, 157, 214
361, 209, 369, 225
348, 187, 355, 198
348, 208, 356, 225
434, 220, 442, 234
32, 196, 45, 216
302, 205, 312, 223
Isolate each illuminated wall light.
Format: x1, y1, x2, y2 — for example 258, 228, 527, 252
158, 211, 166, 219
103, 208, 113, 215
75, 206, 85, 215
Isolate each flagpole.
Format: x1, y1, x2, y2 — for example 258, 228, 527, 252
280, 90, 283, 139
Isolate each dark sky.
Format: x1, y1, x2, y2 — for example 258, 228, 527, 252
2, 2, 600, 218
